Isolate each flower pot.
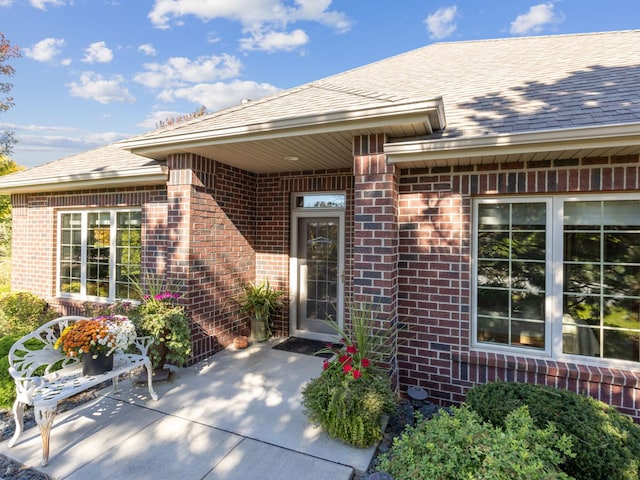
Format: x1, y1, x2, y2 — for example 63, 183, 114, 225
250, 316, 269, 342
82, 352, 114, 376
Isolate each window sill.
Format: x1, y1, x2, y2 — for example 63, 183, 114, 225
453, 350, 640, 389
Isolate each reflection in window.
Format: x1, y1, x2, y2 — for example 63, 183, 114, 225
563, 200, 640, 361
476, 202, 546, 349
59, 210, 141, 301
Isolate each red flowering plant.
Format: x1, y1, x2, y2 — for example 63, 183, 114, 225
302, 303, 397, 448
321, 340, 372, 380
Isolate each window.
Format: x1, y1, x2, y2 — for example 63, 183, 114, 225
58, 210, 141, 301
473, 196, 640, 364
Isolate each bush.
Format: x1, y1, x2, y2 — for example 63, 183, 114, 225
378, 405, 574, 480
466, 382, 640, 480
302, 365, 396, 447
0, 334, 21, 409
0, 291, 57, 337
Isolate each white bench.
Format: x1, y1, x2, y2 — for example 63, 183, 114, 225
7, 315, 158, 466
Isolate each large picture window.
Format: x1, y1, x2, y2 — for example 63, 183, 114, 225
58, 210, 141, 301
473, 196, 640, 364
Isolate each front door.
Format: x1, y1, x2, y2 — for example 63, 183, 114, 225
290, 194, 345, 341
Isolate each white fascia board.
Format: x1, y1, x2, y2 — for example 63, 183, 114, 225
121, 98, 446, 154
385, 123, 640, 163
0, 167, 167, 194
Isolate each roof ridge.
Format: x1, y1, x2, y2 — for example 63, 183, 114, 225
430, 29, 640, 46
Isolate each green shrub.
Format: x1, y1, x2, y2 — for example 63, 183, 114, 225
0, 291, 57, 337
302, 366, 396, 447
378, 405, 574, 480
466, 382, 640, 480
0, 334, 21, 409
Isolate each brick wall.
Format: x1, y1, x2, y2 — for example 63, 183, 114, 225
165, 154, 256, 363
11, 187, 167, 310
353, 134, 400, 388
256, 169, 354, 337
397, 153, 640, 419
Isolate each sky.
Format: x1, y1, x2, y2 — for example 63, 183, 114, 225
0, 1, 638, 169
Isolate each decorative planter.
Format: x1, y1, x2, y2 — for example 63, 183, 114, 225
250, 316, 269, 342
82, 353, 114, 376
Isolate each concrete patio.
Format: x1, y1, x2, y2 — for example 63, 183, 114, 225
0, 340, 377, 479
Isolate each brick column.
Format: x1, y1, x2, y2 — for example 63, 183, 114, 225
352, 134, 399, 388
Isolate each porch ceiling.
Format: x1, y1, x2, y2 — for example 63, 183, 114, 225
122, 99, 445, 174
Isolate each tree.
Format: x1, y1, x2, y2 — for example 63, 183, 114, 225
1, 32, 20, 156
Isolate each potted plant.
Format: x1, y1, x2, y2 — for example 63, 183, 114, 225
129, 291, 192, 373
54, 315, 137, 375
237, 280, 284, 342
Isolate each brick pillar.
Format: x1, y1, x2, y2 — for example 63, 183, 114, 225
352, 134, 399, 388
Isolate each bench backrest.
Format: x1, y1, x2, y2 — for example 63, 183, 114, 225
8, 316, 88, 378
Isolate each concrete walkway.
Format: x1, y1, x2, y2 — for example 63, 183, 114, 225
0, 340, 377, 479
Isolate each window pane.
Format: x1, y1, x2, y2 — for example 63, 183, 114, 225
511, 320, 544, 348
477, 316, 509, 344
477, 288, 509, 318
603, 330, 639, 361
563, 199, 640, 360
478, 204, 509, 230
477, 260, 509, 287
511, 291, 544, 320
58, 210, 141, 301
477, 232, 509, 259
475, 201, 546, 350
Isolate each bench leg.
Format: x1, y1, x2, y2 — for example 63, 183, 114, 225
34, 406, 57, 467
8, 399, 26, 448
144, 360, 158, 401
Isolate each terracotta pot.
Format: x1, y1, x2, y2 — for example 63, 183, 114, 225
233, 336, 249, 349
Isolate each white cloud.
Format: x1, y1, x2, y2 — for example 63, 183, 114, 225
134, 54, 243, 89
67, 72, 135, 104
240, 28, 309, 52
157, 80, 281, 111
424, 6, 458, 40
83, 41, 114, 63
138, 43, 157, 56
30, 0, 65, 9
148, 0, 351, 51
0, 0, 14, 7
510, 3, 564, 35
25, 37, 65, 63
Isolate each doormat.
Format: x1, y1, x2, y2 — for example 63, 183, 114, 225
272, 337, 336, 358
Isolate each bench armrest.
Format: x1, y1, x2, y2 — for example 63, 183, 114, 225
132, 336, 155, 356
9, 367, 45, 405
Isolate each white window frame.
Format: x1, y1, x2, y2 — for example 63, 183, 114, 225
56, 208, 141, 302
472, 193, 640, 368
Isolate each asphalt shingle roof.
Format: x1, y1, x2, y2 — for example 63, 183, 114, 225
2, 29, 639, 187
134, 30, 640, 142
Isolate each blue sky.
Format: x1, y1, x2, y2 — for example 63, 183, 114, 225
0, 0, 638, 168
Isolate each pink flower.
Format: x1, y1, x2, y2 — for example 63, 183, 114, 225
323, 359, 329, 370
346, 345, 357, 354
343, 364, 353, 374
352, 369, 362, 379
362, 358, 370, 368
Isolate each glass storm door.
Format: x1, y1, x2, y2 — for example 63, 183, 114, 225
293, 216, 344, 339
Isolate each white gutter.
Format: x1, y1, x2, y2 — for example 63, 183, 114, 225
0, 166, 167, 194
120, 99, 446, 155
385, 122, 640, 163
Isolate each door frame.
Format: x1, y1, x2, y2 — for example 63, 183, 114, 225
289, 193, 345, 342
